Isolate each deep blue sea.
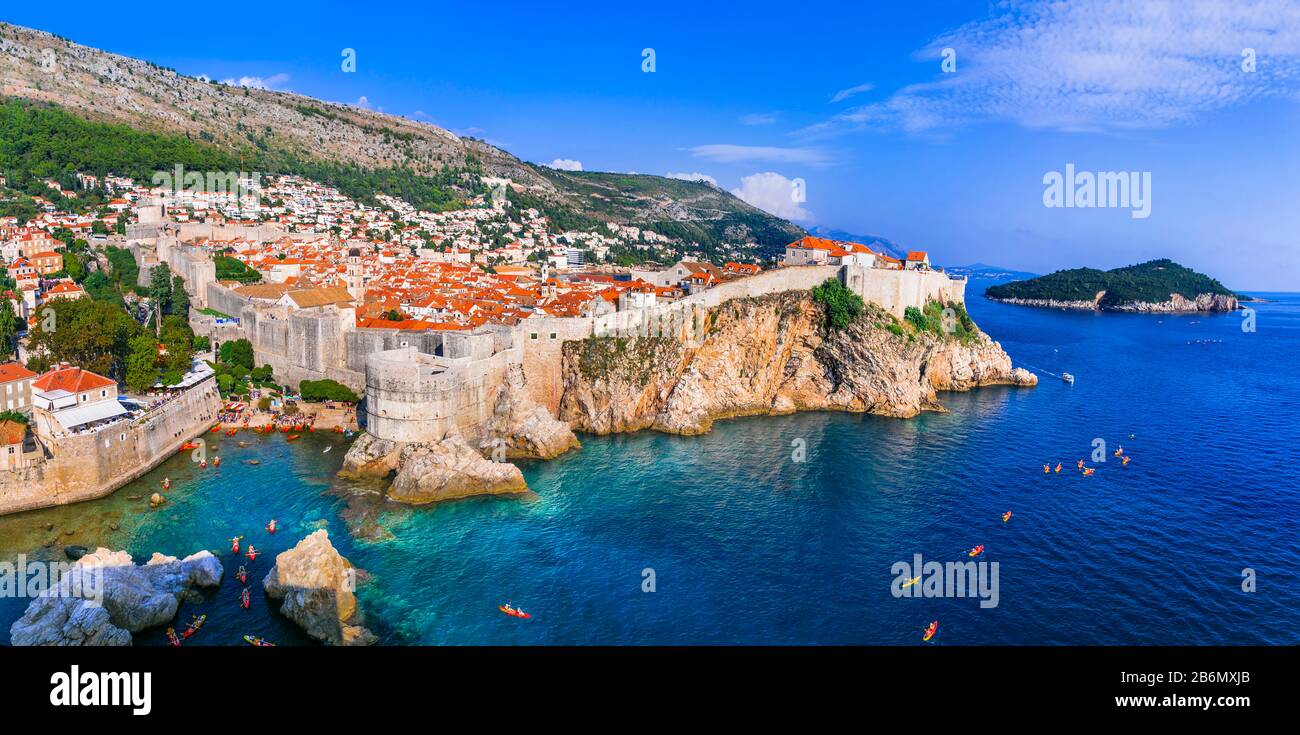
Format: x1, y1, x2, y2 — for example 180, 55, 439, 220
3, 285, 1298, 645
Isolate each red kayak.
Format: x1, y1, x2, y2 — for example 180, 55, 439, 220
167, 628, 182, 647
968, 545, 985, 557
236, 566, 248, 584
923, 620, 939, 642
266, 519, 278, 535
240, 588, 251, 610
499, 604, 531, 619
246, 546, 259, 562
230, 537, 241, 554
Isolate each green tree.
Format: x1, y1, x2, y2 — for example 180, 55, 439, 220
27, 298, 140, 378
149, 262, 173, 316
299, 379, 359, 402
124, 333, 160, 393
811, 278, 864, 330
218, 338, 255, 371
0, 300, 17, 358
159, 314, 195, 377
171, 274, 190, 317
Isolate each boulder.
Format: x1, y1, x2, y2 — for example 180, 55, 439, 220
149, 493, 166, 507
338, 433, 401, 479
9, 548, 223, 646
263, 530, 375, 646
389, 436, 527, 504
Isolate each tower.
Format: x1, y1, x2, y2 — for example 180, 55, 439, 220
345, 247, 364, 300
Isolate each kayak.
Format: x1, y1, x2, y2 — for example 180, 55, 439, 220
286, 434, 301, 442
1002, 511, 1012, 523
236, 568, 248, 584
266, 520, 277, 534
182, 614, 207, 639
167, 628, 182, 647
231, 537, 241, 554
968, 545, 985, 557
243, 635, 276, 647
180, 441, 201, 451
246, 547, 259, 561
499, 605, 531, 619
240, 588, 251, 610
901, 575, 920, 589
923, 621, 939, 642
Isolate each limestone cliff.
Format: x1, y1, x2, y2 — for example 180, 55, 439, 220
558, 291, 1036, 435
991, 291, 1238, 313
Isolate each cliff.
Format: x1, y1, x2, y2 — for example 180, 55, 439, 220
991, 292, 1238, 313
557, 291, 1035, 435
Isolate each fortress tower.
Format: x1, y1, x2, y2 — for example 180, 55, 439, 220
345, 247, 364, 301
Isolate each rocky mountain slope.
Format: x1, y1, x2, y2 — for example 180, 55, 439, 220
0, 21, 803, 253
558, 291, 1036, 435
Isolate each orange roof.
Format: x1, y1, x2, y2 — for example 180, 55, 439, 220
0, 419, 25, 445
0, 362, 37, 384
32, 365, 115, 394
906, 251, 929, 261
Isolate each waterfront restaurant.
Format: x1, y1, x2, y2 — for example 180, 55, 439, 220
30, 364, 129, 437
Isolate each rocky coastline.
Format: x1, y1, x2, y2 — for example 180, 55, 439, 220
557, 290, 1035, 435
989, 291, 1238, 313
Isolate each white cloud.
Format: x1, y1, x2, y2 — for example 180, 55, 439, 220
740, 112, 779, 126
800, 0, 1300, 137
731, 172, 811, 221
665, 171, 717, 185
689, 144, 831, 167
829, 82, 874, 103
548, 158, 584, 171
221, 73, 290, 90
355, 96, 374, 109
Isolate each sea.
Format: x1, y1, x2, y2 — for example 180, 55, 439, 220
2, 283, 1297, 645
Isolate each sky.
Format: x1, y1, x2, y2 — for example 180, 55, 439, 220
7, 0, 1300, 289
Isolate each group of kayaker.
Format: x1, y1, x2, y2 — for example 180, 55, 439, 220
1041, 445, 1134, 479
230, 520, 275, 614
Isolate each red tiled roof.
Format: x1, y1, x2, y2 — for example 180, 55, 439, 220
32, 365, 115, 394
0, 362, 37, 384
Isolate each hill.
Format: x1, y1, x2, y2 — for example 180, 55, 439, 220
0, 21, 803, 260
985, 259, 1238, 312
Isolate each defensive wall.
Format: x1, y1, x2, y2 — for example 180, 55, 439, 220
0, 380, 222, 515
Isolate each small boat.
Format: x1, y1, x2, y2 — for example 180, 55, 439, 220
236, 566, 248, 585
901, 575, 921, 589
499, 603, 531, 619
286, 434, 301, 442
1042, 464, 1050, 474
213, 456, 221, 467
230, 536, 242, 554
1082, 467, 1096, 477
322, 446, 332, 453
1054, 463, 1061, 474
968, 544, 985, 557
240, 588, 251, 610
923, 620, 939, 642
167, 628, 182, 647
180, 441, 201, 451
1114, 447, 1124, 457
1121, 455, 1131, 466
267, 519, 278, 534
246, 546, 259, 562
243, 635, 276, 647
161, 478, 172, 490
182, 614, 207, 639
1002, 511, 1012, 523
1062, 373, 1075, 384
210, 424, 222, 433
199, 460, 207, 469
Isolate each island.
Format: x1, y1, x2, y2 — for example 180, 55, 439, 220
984, 259, 1239, 312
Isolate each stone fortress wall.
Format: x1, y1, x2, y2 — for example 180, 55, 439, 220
0, 379, 222, 516
204, 264, 966, 444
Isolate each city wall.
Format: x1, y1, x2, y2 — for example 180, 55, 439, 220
0, 381, 222, 516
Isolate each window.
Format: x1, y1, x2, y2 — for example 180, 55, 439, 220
549, 333, 557, 340
530, 332, 538, 340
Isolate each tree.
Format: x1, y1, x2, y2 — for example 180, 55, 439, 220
159, 314, 194, 377
124, 333, 160, 393
0, 299, 17, 358
299, 379, 359, 403
811, 278, 864, 330
63, 252, 87, 282
149, 262, 173, 316
171, 274, 190, 317
218, 338, 255, 371
26, 298, 140, 378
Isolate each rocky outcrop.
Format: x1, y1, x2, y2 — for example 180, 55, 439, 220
9, 548, 223, 646
990, 291, 1238, 313
485, 364, 581, 460
559, 291, 1035, 435
263, 530, 375, 646
340, 363, 569, 504
389, 437, 527, 504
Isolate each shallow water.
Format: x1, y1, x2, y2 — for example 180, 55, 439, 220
2, 286, 1297, 645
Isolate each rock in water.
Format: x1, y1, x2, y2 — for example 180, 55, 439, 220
339, 432, 401, 479
149, 492, 166, 508
390, 436, 527, 504
9, 548, 223, 646
262, 530, 376, 646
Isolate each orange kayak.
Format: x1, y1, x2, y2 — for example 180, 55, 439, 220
499, 605, 531, 619
923, 620, 938, 641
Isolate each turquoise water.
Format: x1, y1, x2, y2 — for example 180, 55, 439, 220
3, 287, 1298, 645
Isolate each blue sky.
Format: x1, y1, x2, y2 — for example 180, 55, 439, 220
8, 0, 1300, 289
